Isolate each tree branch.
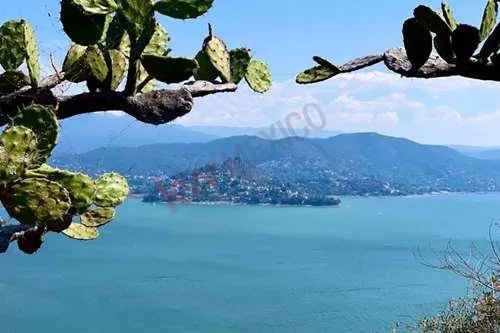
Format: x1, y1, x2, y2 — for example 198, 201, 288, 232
0, 80, 238, 126
311, 47, 500, 83
0, 224, 36, 253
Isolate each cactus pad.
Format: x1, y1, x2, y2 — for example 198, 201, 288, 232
479, 24, 500, 61
230, 48, 251, 84
35, 165, 96, 215
23, 21, 40, 87
143, 22, 169, 56
441, 2, 458, 31
0, 126, 38, 185
17, 227, 44, 254
194, 50, 219, 81
154, 0, 214, 19
109, 49, 127, 90
0, 71, 30, 95
116, 0, 154, 39
94, 172, 129, 207
11, 105, 59, 164
63, 44, 89, 83
62, 223, 99, 240
141, 55, 198, 84
0, 20, 26, 71
60, 0, 109, 45
86, 45, 109, 83
413, 5, 452, 36
203, 28, 231, 82
3, 178, 71, 228
244, 58, 272, 93
433, 34, 454, 63
480, 0, 498, 41
73, 0, 118, 14
296, 65, 340, 84
403, 18, 432, 70
452, 24, 480, 64
80, 207, 116, 227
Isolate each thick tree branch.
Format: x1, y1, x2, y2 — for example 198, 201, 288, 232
0, 224, 36, 253
0, 80, 238, 126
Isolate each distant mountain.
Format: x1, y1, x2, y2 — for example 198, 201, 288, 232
189, 125, 341, 139
52, 132, 500, 196
450, 145, 500, 160
55, 114, 218, 154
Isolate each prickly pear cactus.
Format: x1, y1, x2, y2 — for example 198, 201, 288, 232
0, 126, 38, 185
86, 45, 109, 83
116, 0, 154, 39
60, 0, 109, 45
194, 50, 219, 81
441, 2, 458, 31
452, 24, 480, 64
230, 48, 252, 84
80, 207, 116, 227
244, 59, 272, 93
143, 22, 169, 56
0, 71, 30, 95
109, 49, 127, 90
23, 21, 40, 87
94, 172, 129, 207
403, 18, 432, 70
413, 5, 452, 36
154, 0, 214, 19
479, 0, 498, 41
0, 20, 26, 71
203, 25, 231, 83
141, 55, 198, 84
63, 223, 99, 240
296, 65, 340, 84
63, 44, 89, 83
73, 0, 118, 15
11, 105, 60, 165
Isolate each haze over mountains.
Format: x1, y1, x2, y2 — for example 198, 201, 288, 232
52, 132, 500, 196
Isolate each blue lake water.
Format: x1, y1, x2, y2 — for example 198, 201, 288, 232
1, 194, 499, 332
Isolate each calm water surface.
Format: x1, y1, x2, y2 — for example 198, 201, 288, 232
2, 194, 499, 332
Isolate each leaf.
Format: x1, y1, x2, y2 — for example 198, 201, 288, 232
154, 0, 214, 19
414, 5, 452, 36
441, 2, 458, 31
479, 0, 498, 41
244, 58, 272, 93
141, 55, 198, 84
73, 0, 118, 14
63, 223, 99, 240
296, 65, 339, 84
60, 0, 109, 46
403, 18, 433, 69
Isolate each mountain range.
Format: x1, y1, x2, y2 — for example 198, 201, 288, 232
52, 132, 500, 196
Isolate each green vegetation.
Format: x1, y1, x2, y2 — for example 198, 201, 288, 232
0, 0, 272, 255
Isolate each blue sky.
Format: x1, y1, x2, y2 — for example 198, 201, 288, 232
2, 1, 500, 145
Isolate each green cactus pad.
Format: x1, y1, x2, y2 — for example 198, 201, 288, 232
143, 22, 169, 56
73, 0, 118, 14
154, 0, 213, 19
11, 105, 60, 164
414, 5, 452, 36
0, 126, 38, 185
244, 58, 272, 93
0, 71, 30, 95
116, 0, 154, 39
296, 65, 340, 84
433, 34, 454, 63
203, 31, 231, 83
86, 45, 109, 83
452, 24, 480, 64
80, 207, 116, 227
3, 178, 71, 228
479, 0, 498, 41
60, 0, 109, 45
35, 165, 96, 215
402, 18, 432, 70
62, 223, 99, 240
0, 20, 26, 71
94, 172, 129, 207
441, 2, 458, 31
105, 15, 129, 51
229, 48, 251, 84
63, 44, 89, 83
141, 55, 198, 84
479, 24, 500, 61
22, 21, 40, 87
109, 49, 127, 90
194, 50, 219, 81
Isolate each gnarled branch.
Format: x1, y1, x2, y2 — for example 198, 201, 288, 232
0, 78, 238, 126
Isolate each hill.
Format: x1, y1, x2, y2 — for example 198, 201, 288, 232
51, 133, 500, 196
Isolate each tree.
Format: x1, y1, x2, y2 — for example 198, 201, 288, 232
0, 0, 272, 254
296, 1, 500, 84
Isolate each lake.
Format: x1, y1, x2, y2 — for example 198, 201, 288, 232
1, 194, 499, 332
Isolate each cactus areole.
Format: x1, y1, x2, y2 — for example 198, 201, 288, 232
0, 0, 272, 254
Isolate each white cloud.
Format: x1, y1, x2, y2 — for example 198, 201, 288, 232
176, 71, 500, 146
